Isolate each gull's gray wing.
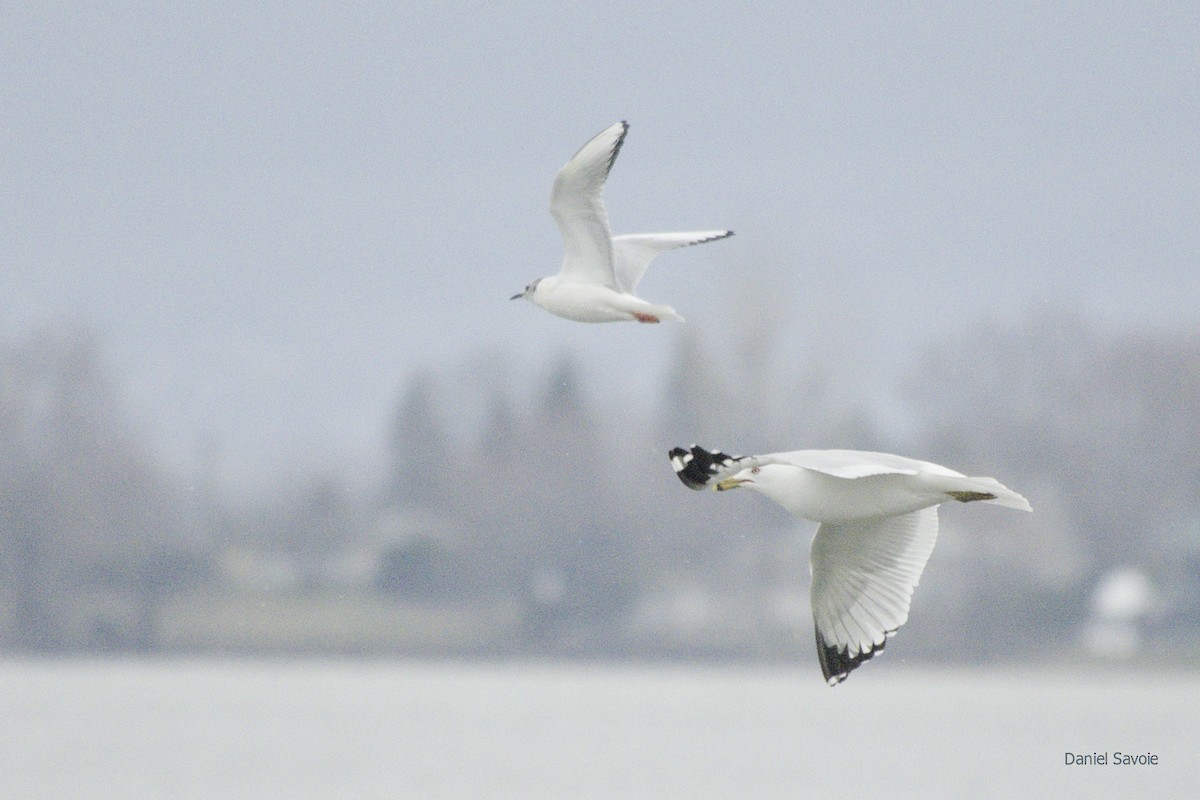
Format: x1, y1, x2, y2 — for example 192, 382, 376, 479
760, 449, 952, 480
549, 121, 627, 289
810, 507, 940, 685
611, 230, 732, 293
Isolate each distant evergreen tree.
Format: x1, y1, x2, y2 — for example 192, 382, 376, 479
0, 324, 178, 651
504, 353, 643, 649
540, 353, 590, 427
385, 370, 450, 510
283, 476, 353, 571
480, 392, 520, 460
660, 328, 726, 446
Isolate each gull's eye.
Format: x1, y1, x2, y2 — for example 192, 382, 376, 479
750, 467, 761, 474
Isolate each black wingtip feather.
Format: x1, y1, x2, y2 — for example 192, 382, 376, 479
605, 121, 629, 177
669, 444, 738, 490
816, 627, 890, 686
685, 230, 735, 248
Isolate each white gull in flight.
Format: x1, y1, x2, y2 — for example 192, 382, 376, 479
670, 444, 1032, 685
512, 121, 732, 323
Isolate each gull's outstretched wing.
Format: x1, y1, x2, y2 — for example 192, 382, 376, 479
770, 449, 966, 479
669, 445, 933, 489
611, 230, 732, 294
550, 121, 627, 289
777, 450, 1031, 510
810, 507, 939, 685
669, 445, 1031, 511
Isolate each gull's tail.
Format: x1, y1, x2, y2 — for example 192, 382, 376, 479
649, 304, 685, 323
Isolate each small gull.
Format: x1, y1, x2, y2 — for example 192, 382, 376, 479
669, 444, 1032, 685
512, 121, 732, 323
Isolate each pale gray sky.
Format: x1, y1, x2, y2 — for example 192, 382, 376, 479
3, 4, 1197, 487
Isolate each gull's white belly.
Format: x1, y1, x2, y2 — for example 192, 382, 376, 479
533, 280, 664, 323
771, 468, 944, 522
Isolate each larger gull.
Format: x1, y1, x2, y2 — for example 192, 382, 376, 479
511, 121, 732, 323
669, 444, 1032, 685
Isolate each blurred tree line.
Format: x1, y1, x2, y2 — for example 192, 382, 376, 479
1, 312, 1197, 660
0, 325, 193, 651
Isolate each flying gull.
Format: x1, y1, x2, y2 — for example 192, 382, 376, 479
670, 444, 1031, 685
512, 121, 732, 323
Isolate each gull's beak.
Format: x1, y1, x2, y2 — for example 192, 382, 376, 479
715, 478, 750, 492
510, 292, 523, 300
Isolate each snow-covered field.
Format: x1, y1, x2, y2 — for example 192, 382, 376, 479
1, 659, 1194, 798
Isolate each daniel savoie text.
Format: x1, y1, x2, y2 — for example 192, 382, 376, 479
1064, 752, 1158, 766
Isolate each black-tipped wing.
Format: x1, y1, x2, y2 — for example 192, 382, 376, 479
669, 445, 747, 490
670, 444, 923, 492
809, 508, 939, 685
816, 627, 892, 686
550, 121, 628, 289
611, 230, 733, 293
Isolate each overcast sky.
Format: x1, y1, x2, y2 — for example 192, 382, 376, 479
3, 4, 1197, 488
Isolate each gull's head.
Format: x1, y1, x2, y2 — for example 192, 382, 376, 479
715, 465, 800, 509
510, 278, 542, 302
